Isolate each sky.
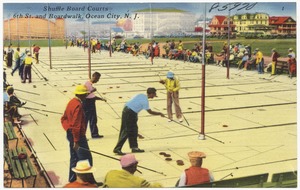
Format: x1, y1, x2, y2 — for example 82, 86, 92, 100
3, 2, 297, 21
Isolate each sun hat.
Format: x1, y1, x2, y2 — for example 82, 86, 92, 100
167, 71, 174, 79
188, 151, 206, 160
74, 85, 88, 95
288, 48, 293, 51
188, 151, 206, 167
255, 48, 259, 51
120, 154, 138, 168
72, 159, 96, 174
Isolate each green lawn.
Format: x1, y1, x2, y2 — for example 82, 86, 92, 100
4, 37, 296, 57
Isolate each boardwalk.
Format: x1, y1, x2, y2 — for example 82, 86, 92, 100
4, 46, 297, 187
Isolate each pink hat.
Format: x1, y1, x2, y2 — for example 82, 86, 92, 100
120, 154, 138, 167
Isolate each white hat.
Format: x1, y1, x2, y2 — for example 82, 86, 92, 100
72, 160, 96, 174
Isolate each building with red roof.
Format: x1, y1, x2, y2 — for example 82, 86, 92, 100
208, 15, 236, 36
269, 16, 296, 35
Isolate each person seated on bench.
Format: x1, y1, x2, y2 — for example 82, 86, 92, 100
6, 86, 26, 124
185, 49, 192, 62
238, 52, 249, 70
173, 49, 183, 60
177, 151, 214, 187
3, 86, 10, 121
243, 56, 256, 70
120, 39, 127, 52
228, 51, 236, 66
215, 50, 228, 67
63, 159, 98, 188
205, 50, 212, 64
190, 49, 201, 63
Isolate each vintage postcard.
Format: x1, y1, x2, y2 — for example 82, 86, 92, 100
2, 0, 297, 188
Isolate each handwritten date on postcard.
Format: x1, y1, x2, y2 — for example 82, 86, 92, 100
209, 3, 257, 13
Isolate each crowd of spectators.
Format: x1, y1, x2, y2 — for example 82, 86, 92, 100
64, 37, 296, 77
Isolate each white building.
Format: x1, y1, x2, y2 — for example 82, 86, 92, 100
132, 9, 196, 38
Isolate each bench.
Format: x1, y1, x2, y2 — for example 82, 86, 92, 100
4, 121, 19, 148
229, 57, 242, 68
270, 171, 297, 187
184, 173, 269, 188
275, 60, 289, 74
4, 146, 37, 187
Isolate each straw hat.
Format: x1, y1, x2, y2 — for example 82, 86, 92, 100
188, 151, 206, 167
188, 151, 206, 159
72, 160, 96, 174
